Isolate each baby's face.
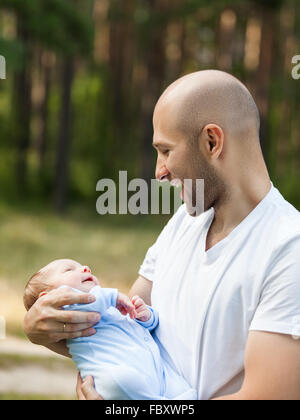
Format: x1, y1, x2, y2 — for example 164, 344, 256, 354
42, 259, 100, 293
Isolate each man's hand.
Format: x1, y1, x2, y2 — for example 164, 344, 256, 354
131, 295, 151, 322
23, 287, 101, 350
116, 292, 137, 319
77, 373, 103, 400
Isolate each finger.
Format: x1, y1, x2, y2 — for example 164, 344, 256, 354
131, 296, 144, 308
137, 309, 150, 320
119, 307, 128, 316
46, 289, 96, 309
122, 301, 137, 318
76, 373, 86, 401
51, 328, 96, 342
53, 310, 101, 325
130, 307, 138, 319
119, 294, 135, 307
81, 376, 103, 400
62, 322, 99, 334
117, 304, 135, 318
133, 298, 144, 310
132, 295, 143, 304
118, 295, 136, 312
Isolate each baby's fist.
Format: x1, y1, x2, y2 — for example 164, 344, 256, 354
131, 296, 151, 322
116, 293, 137, 319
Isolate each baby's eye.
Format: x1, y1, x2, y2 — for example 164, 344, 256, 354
65, 268, 73, 272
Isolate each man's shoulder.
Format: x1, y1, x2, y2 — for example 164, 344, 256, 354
266, 189, 300, 250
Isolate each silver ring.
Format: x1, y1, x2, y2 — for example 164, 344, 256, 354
63, 323, 66, 333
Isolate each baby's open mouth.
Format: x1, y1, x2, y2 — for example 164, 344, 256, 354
82, 276, 94, 283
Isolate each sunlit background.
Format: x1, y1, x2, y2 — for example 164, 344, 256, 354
0, 0, 299, 400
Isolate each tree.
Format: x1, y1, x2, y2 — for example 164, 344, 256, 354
54, 57, 75, 212
0, 0, 93, 204
252, 0, 284, 160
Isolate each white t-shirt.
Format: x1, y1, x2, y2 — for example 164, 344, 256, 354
139, 183, 300, 400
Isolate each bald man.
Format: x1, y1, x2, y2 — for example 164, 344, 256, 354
24, 70, 300, 400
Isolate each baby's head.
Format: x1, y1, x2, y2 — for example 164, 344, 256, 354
24, 259, 100, 311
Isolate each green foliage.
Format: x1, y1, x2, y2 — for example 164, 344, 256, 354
0, 0, 299, 211
0, 0, 93, 56
252, 0, 284, 9
0, 37, 24, 70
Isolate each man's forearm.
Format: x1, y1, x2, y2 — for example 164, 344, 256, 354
212, 393, 243, 400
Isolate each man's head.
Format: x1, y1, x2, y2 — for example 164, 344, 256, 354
153, 70, 264, 216
23, 259, 100, 311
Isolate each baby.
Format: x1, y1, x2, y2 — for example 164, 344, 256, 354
24, 259, 197, 400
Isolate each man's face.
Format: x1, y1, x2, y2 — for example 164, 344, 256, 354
153, 101, 219, 216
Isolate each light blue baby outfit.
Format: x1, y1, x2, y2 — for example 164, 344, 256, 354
63, 285, 197, 400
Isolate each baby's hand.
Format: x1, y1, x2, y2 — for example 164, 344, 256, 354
131, 296, 151, 322
116, 293, 137, 319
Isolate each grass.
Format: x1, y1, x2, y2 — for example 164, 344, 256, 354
0, 353, 75, 370
0, 201, 168, 336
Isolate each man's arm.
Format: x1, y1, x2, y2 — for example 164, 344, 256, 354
128, 275, 153, 305
214, 331, 300, 400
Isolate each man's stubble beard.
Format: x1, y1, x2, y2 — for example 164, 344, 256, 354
188, 148, 225, 215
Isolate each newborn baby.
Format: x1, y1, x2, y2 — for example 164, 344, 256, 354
24, 259, 197, 400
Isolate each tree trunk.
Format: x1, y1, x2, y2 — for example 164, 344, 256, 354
216, 8, 237, 72
14, 19, 32, 195
140, 0, 168, 183
54, 58, 75, 213
108, 0, 135, 171
37, 52, 52, 175
255, 5, 277, 161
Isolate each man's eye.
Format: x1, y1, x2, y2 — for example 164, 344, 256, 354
162, 150, 169, 155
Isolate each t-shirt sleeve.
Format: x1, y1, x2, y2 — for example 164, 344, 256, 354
249, 234, 300, 338
138, 242, 158, 282
138, 204, 186, 282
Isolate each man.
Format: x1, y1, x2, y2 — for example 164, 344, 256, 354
24, 70, 300, 400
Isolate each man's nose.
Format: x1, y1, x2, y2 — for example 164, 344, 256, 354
82, 266, 91, 274
155, 163, 170, 182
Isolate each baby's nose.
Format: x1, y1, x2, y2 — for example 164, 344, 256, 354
82, 266, 91, 273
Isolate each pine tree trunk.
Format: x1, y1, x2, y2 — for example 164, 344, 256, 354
108, 0, 135, 171
14, 19, 32, 195
54, 58, 75, 213
140, 0, 168, 183
37, 53, 52, 175
255, 5, 277, 161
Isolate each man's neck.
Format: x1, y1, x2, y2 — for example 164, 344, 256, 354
206, 176, 271, 251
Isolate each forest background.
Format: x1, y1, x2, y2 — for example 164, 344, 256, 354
0, 0, 299, 400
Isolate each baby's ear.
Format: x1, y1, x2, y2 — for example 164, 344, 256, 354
39, 291, 47, 299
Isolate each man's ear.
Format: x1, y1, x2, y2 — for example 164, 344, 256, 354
39, 291, 47, 299
202, 124, 224, 159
